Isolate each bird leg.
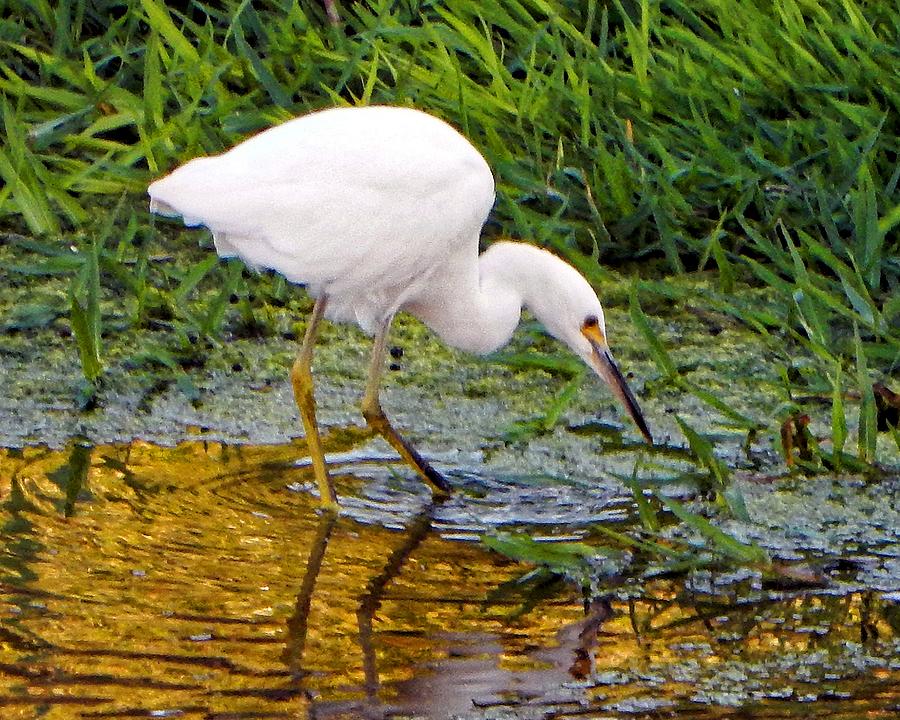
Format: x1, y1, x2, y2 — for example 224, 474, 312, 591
362, 316, 451, 495
290, 295, 339, 510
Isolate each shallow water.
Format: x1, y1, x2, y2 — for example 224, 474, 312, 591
0, 440, 898, 719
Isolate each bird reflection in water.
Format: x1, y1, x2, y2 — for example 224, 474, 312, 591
280, 501, 612, 718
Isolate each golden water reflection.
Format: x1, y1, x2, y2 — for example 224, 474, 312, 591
0, 441, 897, 719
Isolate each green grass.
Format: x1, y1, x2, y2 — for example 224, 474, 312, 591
481, 492, 769, 599
1, 0, 898, 476
3, 1, 897, 258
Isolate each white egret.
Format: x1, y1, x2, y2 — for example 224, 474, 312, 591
148, 105, 651, 509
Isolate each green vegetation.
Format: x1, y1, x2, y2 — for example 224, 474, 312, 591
482, 506, 769, 601
1, 0, 897, 491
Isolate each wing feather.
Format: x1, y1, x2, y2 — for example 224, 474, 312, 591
148, 106, 495, 296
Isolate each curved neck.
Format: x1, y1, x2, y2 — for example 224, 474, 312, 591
404, 241, 572, 355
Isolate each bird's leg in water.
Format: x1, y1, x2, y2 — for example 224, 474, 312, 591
291, 296, 339, 510
362, 316, 451, 495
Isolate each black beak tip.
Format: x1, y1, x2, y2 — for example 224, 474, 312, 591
592, 344, 653, 446
639, 424, 653, 445
630, 408, 652, 445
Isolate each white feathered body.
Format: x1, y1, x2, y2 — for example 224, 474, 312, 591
148, 106, 495, 333
149, 106, 652, 441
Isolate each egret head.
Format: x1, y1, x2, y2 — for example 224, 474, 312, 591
520, 254, 652, 445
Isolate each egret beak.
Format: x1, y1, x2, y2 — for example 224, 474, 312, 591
582, 324, 652, 444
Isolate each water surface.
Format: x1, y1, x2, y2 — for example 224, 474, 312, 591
0, 441, 897, 719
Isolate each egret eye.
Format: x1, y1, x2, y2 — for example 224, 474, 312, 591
581, 315, 605, 344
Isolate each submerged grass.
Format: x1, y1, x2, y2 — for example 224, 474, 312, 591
481, 489, 769, 599
0, 1, 898, 486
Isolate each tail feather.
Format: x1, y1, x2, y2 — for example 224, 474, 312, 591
148, 197, 178, 217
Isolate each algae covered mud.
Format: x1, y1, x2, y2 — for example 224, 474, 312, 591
0, 440, 898, 719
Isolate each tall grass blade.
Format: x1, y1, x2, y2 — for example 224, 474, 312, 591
831, 361, 848, 464
629, 287, 676, 379
854, 324, 877, 463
